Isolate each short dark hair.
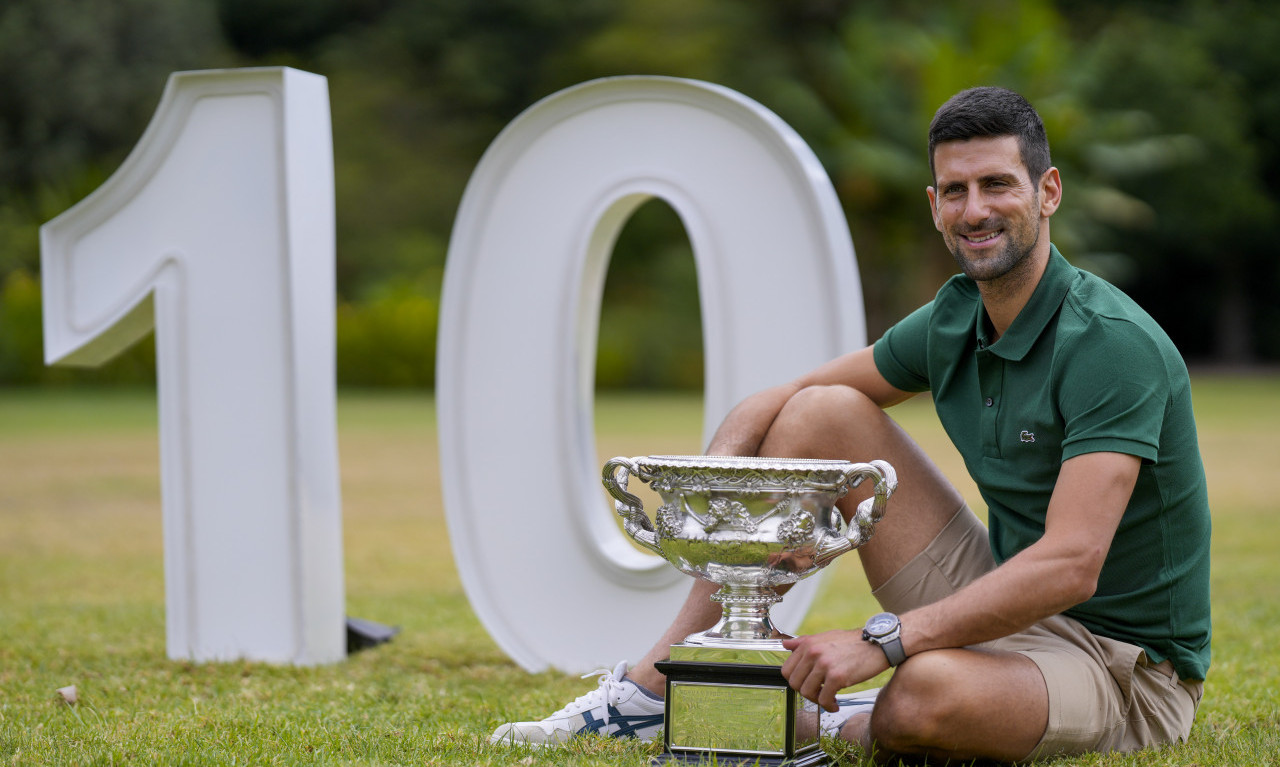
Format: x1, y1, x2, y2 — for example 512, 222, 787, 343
928, 87, 1051, 183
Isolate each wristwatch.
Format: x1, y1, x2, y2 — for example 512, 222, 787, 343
862, 612, 906, 667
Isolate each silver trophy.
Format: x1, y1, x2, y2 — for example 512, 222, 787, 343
603, 454, 896, 766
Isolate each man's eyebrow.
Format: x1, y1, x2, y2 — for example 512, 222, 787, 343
937, 171, 1023, 189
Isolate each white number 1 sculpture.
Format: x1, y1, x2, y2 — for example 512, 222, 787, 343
40, 68, 345, 665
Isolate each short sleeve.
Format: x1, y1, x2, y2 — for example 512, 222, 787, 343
1058, 318, 1167, 463
873, 300, 934, 393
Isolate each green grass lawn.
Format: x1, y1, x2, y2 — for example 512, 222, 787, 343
1, 378, 1278, 765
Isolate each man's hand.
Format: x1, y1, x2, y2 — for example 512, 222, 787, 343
781, 630, 890, 712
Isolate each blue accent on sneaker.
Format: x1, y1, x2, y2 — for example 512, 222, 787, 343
578, 704, 665, 739
490, 661, 666, 746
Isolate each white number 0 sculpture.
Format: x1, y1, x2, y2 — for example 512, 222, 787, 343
40, 68, 345, 665
438, 77, 867, 673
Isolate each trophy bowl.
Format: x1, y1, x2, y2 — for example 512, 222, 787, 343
602, 454, 896, 648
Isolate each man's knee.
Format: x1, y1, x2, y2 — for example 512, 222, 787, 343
868, 649, 1048, 761
868, 651, 973, 752
765, 384, 878, 454
783, 383, 876, 420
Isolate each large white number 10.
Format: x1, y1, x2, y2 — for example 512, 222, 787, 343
38, 70, 865, 673
40, 68, 345, 665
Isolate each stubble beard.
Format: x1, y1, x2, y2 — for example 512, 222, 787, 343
946, 196, 1042, 286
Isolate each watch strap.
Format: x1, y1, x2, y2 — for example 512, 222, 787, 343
878, 635, 906, 667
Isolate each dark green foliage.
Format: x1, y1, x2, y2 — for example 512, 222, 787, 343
2, 0, 1279, 387
0, 0, 228, 193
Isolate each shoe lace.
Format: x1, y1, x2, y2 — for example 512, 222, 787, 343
549, 664, 628, 727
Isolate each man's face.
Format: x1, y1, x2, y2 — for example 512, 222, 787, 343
926, 135, 1057, 283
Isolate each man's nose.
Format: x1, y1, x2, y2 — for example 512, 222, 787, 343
963, 190, 991, 225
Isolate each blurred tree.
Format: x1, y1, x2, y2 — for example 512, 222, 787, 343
736, 0, 1280, 362
730, 0, 1076, 335
1064, 0, 1278, 363
0, 0, 227, 385
216, 0, 392, 58
0, 0, 227, 196
1186, 0, 1280, 361
2, 0, 1279, 386
308, 0, 619, 299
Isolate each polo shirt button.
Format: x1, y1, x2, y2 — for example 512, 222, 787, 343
984, 397, 994, 407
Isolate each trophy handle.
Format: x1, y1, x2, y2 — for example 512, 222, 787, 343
602, 457, 663, 555
816, 459, 898, 566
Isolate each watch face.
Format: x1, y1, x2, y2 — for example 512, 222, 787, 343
866, 613, 897, 636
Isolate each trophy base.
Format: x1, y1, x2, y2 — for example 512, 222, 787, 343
653, 645, 829, 767
651, 749, 829, 766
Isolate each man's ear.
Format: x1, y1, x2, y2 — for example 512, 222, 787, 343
926, 186, 943, 232
1039, 167, 1062, 217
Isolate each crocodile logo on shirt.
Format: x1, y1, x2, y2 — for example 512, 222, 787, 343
1020, 430, 1036, 443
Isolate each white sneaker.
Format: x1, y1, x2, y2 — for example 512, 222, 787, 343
820, 687, 879, 739
489, 661, 666, 746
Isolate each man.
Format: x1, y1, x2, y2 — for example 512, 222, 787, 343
491, 86, 1210, 763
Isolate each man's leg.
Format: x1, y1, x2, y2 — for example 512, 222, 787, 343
755, 384, 968, 591
763, 385, 1050, 761
842, 648, 1047, 763
626, 578, 721, 693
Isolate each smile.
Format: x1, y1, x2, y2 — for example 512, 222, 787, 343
963, 231, 1002, 244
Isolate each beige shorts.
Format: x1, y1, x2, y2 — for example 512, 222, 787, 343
872, 506, 1203, 761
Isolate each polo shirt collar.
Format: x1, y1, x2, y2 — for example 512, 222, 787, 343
975, 244, 1074, 361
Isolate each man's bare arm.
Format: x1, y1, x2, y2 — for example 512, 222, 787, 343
902, 450, 1140, 647
783, 450, 1140, 710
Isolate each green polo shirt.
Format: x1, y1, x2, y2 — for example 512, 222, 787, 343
873, 245, 1211, 680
